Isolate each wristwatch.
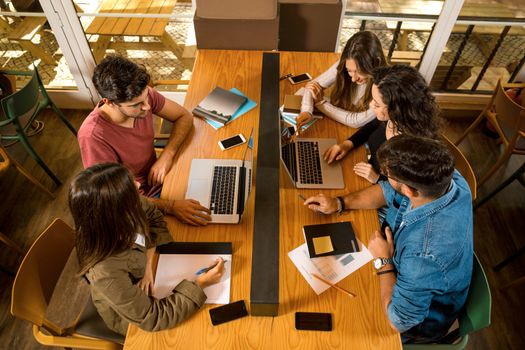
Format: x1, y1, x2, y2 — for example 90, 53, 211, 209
373, 257, 393, 270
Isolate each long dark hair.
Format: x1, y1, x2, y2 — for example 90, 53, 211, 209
332, 31, 387, 112
372, 65, 441, 139
69, 163, 149, 275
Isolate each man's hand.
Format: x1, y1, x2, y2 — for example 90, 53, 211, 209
353, 162, 380, 184
304, 193, 339, 214
195, 258, 225, 289
137, 265, 155, 295
305, 81, 324, 103
169, 199, 212, 226
148, 153, 174, 186
368, 226, 394, 258
323, 140, 353, 164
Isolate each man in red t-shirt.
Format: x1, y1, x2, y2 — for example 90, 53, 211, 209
78, 55, 211, 226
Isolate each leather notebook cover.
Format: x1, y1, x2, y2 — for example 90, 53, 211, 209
303, 221, 359, 258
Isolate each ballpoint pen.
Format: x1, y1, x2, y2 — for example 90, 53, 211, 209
195, 260, 228, 275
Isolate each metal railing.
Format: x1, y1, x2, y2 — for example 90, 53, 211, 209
344, 11, 525, 94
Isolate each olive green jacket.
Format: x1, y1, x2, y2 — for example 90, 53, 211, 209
85, 199, 207, 335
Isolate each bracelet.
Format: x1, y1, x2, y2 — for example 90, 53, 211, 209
336, 196, 345, 213
376, 269, 396, 276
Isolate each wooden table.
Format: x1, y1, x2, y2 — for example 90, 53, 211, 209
123, 50, 401, 350
85, 0, 185, 64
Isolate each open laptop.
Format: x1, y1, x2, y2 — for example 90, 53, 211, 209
185, 129, 254, 224
280, 117, 344, 189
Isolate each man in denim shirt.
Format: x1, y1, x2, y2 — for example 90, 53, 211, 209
304, 135, 473, 343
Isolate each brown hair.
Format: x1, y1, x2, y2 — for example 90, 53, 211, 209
69, 163, 149, 275
331, 31, 387, 112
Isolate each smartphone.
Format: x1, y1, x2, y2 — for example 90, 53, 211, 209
288, 73, 312, 85
295, 312, 332, 331
218, 133, 246, 151
209, 300, 248, 326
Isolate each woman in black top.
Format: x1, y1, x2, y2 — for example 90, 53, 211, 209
323, 65, 441, 183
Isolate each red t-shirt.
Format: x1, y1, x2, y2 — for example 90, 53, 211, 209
78, 87, 166, 197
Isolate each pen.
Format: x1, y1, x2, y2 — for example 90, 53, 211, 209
195, 260, 228, 275
311, 273, 356, 298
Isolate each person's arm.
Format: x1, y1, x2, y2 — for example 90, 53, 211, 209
315, 102, 376, 128
298, 61, 338, 115
304, 183, 387, 214
347, 118, 381, 148
148, 91, 194, 186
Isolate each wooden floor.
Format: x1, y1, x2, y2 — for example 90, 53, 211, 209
0, 109, 524, 349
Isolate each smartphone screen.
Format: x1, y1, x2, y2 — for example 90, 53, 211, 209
295, 312, 332, 331
219, 134, 245, 150
290, 73, 311, 84
209, 300, 248, 326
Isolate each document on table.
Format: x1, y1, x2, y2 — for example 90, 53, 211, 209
288, 239, 373, 295
152, 242, 232, 304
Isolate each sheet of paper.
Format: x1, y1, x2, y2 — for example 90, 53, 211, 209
206, 88, 257, 130
288, 240, 373, 295
152, 254, 231, 304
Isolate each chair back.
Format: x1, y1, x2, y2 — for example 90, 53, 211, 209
0, 143, 10, 175
458, 253, 491, 337
442, 135, 477, 201
11, 218, 75, 332
1, 69, 40, 121
493, 80, 525, 149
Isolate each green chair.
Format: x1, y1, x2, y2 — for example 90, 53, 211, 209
403, 254, 491, 350
0, 68, 77, 185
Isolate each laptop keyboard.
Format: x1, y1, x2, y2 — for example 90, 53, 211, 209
297, 141, 323, 184
210, 166, 237, 215
282, 143, 298, 182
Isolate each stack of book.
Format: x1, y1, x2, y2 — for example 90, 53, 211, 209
280, 94, 322, 133
193, 87, 249, 126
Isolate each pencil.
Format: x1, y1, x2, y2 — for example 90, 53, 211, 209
311, 273, 356, 298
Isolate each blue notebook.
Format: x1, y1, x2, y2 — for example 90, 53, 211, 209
206, 88, 257, 130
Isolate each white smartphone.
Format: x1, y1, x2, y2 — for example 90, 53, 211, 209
218, 133, 246, 151
288, 73, 312, 85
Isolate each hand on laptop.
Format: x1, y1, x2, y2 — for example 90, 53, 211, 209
304, 194, 338, 214
170, 199, 212, 226
323, 140, 353, 164
353, 162, 380, 184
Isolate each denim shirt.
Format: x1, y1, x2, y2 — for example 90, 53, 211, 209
379, 170, 473, 342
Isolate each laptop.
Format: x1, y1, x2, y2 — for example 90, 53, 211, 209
185, 129, 254, 224
280, 117, 344, 189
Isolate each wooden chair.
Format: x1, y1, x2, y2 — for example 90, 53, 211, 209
0, 142, 55, 198
454, 80, 525, 189
442, 135, 477, 201
11, 218, 124, 349
403, 254, 491, 350
0, 67, 77, 186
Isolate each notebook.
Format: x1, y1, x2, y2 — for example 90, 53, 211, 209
185, 129, 254, 224
280, 116, 344, 189
303, 221, 359, 258
193, 87, 248, 125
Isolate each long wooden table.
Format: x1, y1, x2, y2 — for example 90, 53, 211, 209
85, 0, 185, 64
123, 50, 401, 350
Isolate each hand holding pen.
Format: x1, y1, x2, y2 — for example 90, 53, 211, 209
195, 258, 225, 289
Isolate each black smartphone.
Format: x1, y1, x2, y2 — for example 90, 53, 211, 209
380, 220, 390, 239
209, 300, 248, 326
295, 312, 332, 331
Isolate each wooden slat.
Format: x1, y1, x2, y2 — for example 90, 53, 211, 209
85, 0, 124, 34
6, 17, 46, 41
135, 0, 165, 36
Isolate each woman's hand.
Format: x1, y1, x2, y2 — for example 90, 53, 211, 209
305, 81, 324, 103
137, 265, 155, 295
323, 140, 353, 164
196, 258, 225, 289
353, 162, 380, 184
295, 111, 313, 135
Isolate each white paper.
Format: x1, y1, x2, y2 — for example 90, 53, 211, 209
288, 240, 373, 295
152, 254, 231, 304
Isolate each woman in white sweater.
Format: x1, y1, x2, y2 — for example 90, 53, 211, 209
296, 31, 387, 130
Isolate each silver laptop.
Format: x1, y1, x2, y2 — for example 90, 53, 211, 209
280, 118, 344, 189
185, 130, 254, 224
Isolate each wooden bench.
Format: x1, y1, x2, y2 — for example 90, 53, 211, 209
6, 16, 56, 65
